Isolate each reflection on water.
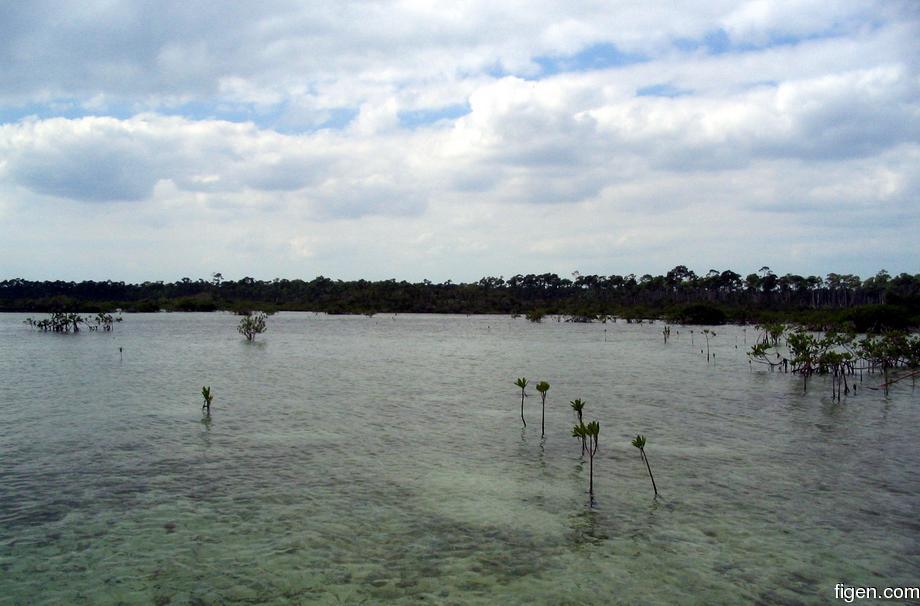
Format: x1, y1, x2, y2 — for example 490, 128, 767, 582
0, 312, 917, 604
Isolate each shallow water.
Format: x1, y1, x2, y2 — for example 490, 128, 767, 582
0, 313, 917, 605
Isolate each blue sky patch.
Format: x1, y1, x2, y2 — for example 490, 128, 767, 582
156, 100, 265, 124
0, 101, 135, 124
674, 28, 732, 54
636, 83, 692, 98
271, 107, 360, 134
317, 107, 360, 130
674, 26, 850, 56
534, 42, 646, 76
398, 104, 470, 128
0, 98, 362, 134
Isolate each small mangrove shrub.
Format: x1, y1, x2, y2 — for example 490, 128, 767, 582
24, 312, 86, 333
758, 322, 785, 347
25, 311, 123, 334
89, 312, 121, 332
748, 326, 920, 397
201, 386, 214, 413
526, 309, 546, 323
238, 311, 268, 341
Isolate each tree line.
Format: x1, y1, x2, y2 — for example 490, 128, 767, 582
2, 267, 918, 329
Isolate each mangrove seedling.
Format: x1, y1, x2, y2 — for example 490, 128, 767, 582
570, 399, 586, 454
702, 329, 716, 363
536, 381, 550, 437
573, 420, 600, 503
632, 434, 658, 498
514, 377, 528, 427
201, 386, 214, 413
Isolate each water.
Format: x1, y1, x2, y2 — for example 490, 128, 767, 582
0, 313, 917, 605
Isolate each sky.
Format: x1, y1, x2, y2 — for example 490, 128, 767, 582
0, 1, 917, 283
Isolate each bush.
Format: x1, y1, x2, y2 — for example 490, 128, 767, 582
238, 312, 268, 341
525, 309, 546, 323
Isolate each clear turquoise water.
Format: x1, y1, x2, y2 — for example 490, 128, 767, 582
0, 313, 917, 605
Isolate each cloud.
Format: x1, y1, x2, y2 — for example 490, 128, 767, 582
0, 115, 335, 202
0, 1, 917, 280
763, 66, 919, 159
585, 65, 917, 169
2, 1, 912, 112
1, 117, 163, 202
1, 51, 916, 217
720, 0, 878, 46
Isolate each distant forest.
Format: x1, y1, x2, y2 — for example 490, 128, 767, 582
3, 267, 919, 330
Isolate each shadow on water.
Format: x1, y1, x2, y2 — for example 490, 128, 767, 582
567, 507, 607, 546
242, 339, 268, 349
643, 495, 670, 526
516, 426, 530, 460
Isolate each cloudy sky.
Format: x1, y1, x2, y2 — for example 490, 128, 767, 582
1, 1, 917, 282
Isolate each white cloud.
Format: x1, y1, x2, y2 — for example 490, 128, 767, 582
720, 0, 872, 44
0, 1, 917, 280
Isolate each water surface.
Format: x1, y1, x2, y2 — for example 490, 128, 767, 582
0, 313, 917, 604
